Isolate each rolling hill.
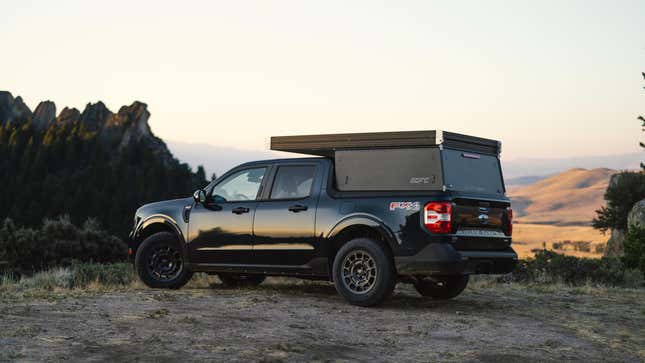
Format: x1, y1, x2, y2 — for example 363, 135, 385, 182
508, 168, 615, 226
507, 168, 615, 257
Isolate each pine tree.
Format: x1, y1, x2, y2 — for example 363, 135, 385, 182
0, 115, 207, 238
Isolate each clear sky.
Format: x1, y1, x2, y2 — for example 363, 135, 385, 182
2, 0, 644, 160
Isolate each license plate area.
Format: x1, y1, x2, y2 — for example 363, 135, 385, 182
456, 228, 506, 238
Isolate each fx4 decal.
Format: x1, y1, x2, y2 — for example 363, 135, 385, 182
389, 201, 420, 211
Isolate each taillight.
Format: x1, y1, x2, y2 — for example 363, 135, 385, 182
506, 207, 513, 236
424, 202, 452, 234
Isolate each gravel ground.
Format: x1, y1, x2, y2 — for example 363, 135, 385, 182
1, 278, 643, 362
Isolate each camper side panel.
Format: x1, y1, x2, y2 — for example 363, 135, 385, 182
335, 148, 443, 191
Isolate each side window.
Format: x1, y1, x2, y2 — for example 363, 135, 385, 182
270, 165, 316, 200
211, 167, 266, 202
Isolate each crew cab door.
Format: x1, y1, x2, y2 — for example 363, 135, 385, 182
187, 166, 268, 265
252, 163, 320, 267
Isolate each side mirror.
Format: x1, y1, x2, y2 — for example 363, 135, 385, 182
193, 189, 206, 204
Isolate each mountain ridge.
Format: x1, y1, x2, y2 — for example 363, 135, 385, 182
0, 91, 206, 238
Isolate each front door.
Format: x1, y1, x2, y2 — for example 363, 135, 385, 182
252, 164, 319, 267
188, 167, 267, 265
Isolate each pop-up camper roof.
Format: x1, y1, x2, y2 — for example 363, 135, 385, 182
270, 130, 504, 192
270, 130, 501, 156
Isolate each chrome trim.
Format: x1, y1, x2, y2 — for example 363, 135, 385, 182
196, 243, 314, 251
196, 245, 252, 251
253, 243, 314, 251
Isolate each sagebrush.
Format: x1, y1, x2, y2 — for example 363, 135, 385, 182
501, 249, 642, 287
0, 216, 126, 275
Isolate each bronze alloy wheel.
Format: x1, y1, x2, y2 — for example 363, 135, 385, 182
340, 249, 378, 294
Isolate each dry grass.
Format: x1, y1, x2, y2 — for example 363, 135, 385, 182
513, 223, 607, 258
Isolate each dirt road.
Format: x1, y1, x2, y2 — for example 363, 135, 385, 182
1, 278, 643, 362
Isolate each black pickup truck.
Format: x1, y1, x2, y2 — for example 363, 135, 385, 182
129, 130, 516, 306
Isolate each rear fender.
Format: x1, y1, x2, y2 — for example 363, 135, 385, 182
326, 214, 399, 251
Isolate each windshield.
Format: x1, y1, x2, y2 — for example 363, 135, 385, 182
441, 149, 505, 195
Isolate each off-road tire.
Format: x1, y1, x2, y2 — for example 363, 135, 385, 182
218, 273, 266, 288
332, 238, 396, 307
135, 232, 193, 289
413, 275, 469, 299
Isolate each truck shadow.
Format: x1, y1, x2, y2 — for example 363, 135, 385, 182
208, 281, 500, 312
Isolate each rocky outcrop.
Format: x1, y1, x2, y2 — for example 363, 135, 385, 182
57, 107, 81, 125
79, 101, 111, 132
112, 101, 153, 146
0, 90, 173, 164
0, 91, 32, 127
33, 101, 56, 130
606, 199, 645, 257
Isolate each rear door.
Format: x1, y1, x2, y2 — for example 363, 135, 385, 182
251, 163, 320, 267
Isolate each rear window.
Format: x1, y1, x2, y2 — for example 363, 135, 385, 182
270, 165, 316, 199
441, 149, 504, 194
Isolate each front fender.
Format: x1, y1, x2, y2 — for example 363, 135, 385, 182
134, 214, 186, 244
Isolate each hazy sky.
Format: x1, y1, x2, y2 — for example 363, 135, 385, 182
2, 0, 644, 160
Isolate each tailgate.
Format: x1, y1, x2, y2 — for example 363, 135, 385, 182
452, 198, 512, 237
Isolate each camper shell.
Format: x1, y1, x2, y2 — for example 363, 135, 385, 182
271, 130, 506, 195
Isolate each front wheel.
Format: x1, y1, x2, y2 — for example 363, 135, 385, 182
413, 275, 469, 299
332, 238, 396, 307
135, 232, 193, 289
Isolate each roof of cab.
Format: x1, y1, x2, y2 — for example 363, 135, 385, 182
235, 156, 327, 168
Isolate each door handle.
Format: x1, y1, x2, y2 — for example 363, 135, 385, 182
288, 204, 308, 213
232, 207, 250, 214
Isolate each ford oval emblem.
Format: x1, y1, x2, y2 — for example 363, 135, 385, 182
478, 214, 489, 224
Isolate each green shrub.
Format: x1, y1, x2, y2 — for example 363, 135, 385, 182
593, 171, 645, 232
0, 216, 127, 275
623, 225, 645, 276
501, 250, 641, 287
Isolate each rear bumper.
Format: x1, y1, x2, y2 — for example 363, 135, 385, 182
395, 243, 517, 275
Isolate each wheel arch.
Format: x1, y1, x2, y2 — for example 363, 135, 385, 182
326, 215, 398, 279
132, 215, 185, 258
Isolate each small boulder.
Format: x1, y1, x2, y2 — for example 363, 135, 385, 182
627, 199, 645, 229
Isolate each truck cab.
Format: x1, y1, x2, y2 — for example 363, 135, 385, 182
130, 130, 516, 306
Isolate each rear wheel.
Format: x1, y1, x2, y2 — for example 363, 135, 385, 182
135, 232, 193, 289
413, 275, 469, 299
218, 273, 265, 288
332, 238, 396, 307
